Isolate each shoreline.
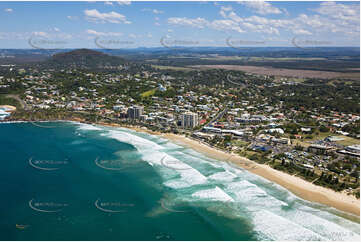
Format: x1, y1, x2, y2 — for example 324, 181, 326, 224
161, 133, 360, 218
114, 124, 360, 218
2, 119, 360, 217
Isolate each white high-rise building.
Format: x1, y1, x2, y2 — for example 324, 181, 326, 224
127, 106, 144, 119
181, 112, 198, 128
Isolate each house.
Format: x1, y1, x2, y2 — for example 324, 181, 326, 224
325, 136, 344, 142
301, 127, 312, 133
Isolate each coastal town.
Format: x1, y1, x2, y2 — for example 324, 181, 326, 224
1, 1, 360, 240
0, 49, 359, 199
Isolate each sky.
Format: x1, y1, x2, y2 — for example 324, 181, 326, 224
0, 0, 360, 49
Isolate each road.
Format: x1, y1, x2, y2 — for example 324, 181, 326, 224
204, 107, 228, 128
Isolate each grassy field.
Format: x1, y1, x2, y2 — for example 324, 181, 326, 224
335, 136, 360, 146
292, 132, 331, 147
293, 132, 359, 147
191, 65, 360, 80
151, 65, 195, 72
199, 56, 327, 61
140, 89, 156, 98
231, 139, 249, 147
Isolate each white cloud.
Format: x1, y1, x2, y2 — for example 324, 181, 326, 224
141, 8, 164, 14
104, 1, 113, 6
152, 9, 163, 14
116, 0, 131, 6
293, 29, 312, 35
315, 1, 359, 22
210, 20, 245, 33
86, 29, 123, 36
0, 31, 72, 41
84, 9, 131, 24
4, 8, 13, 13
32, 31, 48, 37
168, 17, 245, 33
220, 6, 233, 12
240, 1, 282, 15
67, 15, 78, 20
168, 17, 209, 29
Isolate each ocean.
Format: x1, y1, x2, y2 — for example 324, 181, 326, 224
0, 121, 359, 241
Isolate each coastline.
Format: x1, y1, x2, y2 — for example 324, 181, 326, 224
114, 124, 360, 218
2, 119, 360, 217
161, 133, 360, 218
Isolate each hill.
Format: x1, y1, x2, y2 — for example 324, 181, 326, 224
48, 49, 126, 69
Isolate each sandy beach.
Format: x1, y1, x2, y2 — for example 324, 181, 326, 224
94, 122, 360, 217
159, 133, 360, 217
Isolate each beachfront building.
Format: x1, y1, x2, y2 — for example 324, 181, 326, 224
127, 106, 144, 119
181, 112, 199, 129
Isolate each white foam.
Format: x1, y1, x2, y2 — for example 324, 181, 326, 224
100, 127, 359, 239
105, 130, 208, 189
191, 186, 234, 202
208, 171, 237, 182
280, 208, 360, 241
252, 209, 327, 240
0, 120, 28, 124
225, 180, 288, 208
77, 123, 103, 131
106, 130, 163, 151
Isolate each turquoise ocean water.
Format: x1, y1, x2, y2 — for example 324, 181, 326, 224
0, 121, 359, 241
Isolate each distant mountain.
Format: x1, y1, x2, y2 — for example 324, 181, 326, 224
48, 49, 126, 68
